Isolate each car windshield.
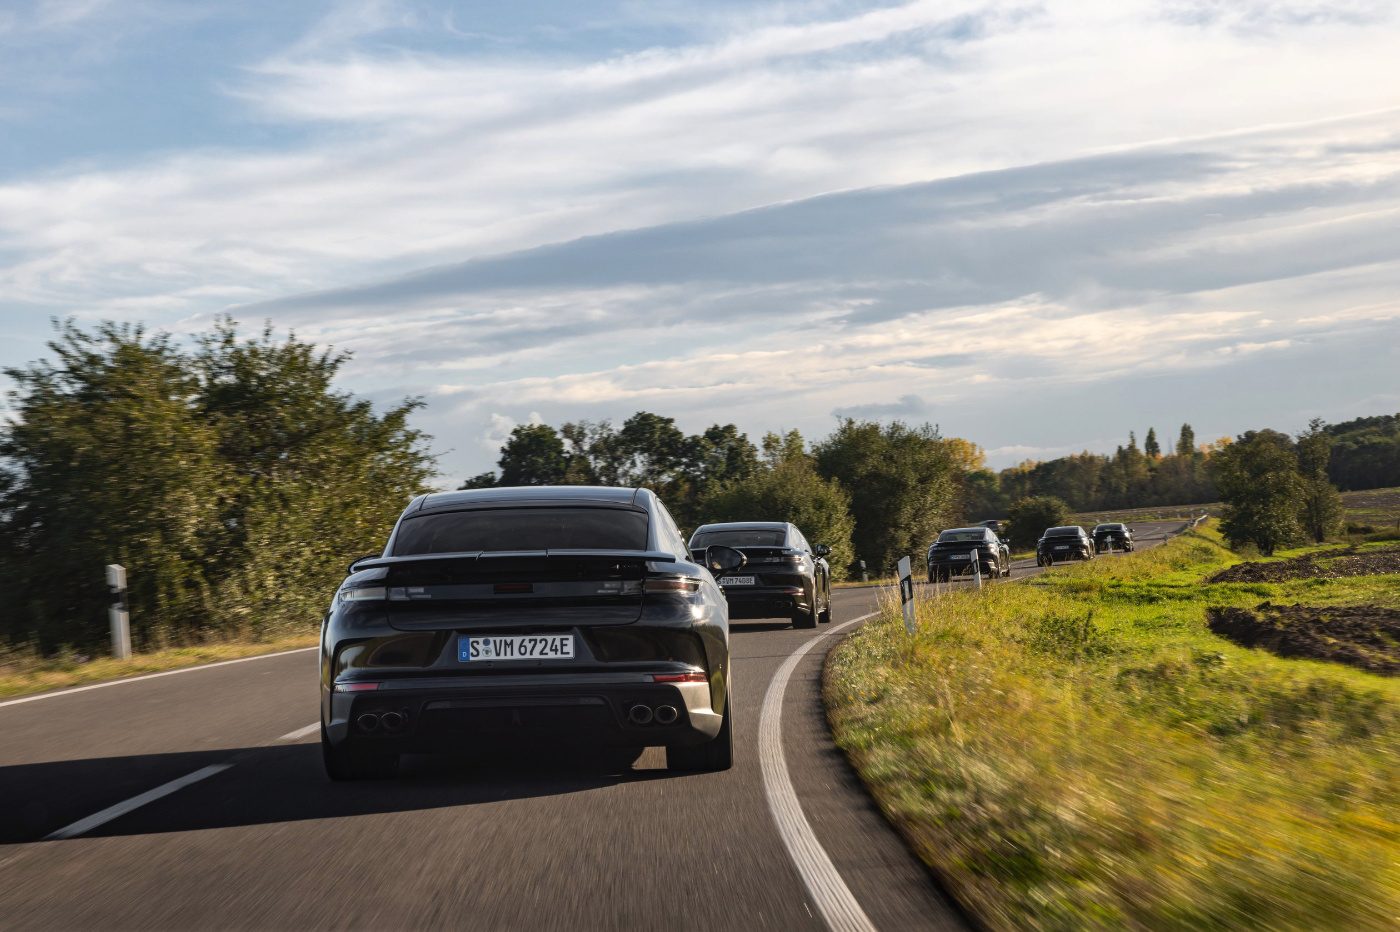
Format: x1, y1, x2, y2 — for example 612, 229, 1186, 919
393, 507, 650, 555
938, 530, 985, 542
691, 528, 786, 549
1046, 527, 1082, 537
1095, 524, 1126, 532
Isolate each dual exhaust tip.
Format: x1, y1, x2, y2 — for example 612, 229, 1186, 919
356, 710, 406, 734
628, 704, 679, 726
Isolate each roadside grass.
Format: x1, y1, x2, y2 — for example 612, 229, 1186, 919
834, 576, 898, 589
825, 524, 1400, 930
0, 635, 318, 701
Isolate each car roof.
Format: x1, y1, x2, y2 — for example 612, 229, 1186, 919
414, 486, 645, 515
1047, 525, 1084, 533
942, 527, 991, 534
692, 521, 789, 532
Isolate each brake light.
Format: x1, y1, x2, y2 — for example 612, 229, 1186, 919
651, 672, 708, 683
494, 582, 533, 594
334, 682, 380, 692
643, 578, 700, 593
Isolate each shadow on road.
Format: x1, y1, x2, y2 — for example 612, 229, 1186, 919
1, 743, 674, 844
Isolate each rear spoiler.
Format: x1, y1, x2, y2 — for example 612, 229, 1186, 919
350, 549, 678, 574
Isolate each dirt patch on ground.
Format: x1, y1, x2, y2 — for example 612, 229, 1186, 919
1209, 546, 1400, 583
1207, 602, 1400, 675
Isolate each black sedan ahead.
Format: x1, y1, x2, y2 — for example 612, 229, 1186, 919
927, 527, 1011, 582
1036, 525, 1095, 565
687, 522, 832, 629
1093, 522, 1135, 553
320, 486, 742, 779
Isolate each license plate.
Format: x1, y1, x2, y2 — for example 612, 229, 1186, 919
949, 553, 970, 560
719, 576, 755, 586
1055, 545, 1069, 550
459, 634, 574, 662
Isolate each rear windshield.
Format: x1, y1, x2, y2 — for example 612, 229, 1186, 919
690, 529, 786, 549
1095, 524, 1126, 532
393, 507, 650, 555
938, 530, 986, 542
1046, 527, 1083, 537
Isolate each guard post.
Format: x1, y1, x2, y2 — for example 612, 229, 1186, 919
896, 556, 916, 634
106, 564, 131, 660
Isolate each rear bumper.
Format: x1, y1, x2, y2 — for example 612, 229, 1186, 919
721, 584, 807, 618
322, 672, 720, 751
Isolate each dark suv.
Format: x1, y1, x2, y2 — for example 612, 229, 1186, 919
320, 486, 743, 779
1092, 522, 1134, 553
927, 527, 1011, 582
688, 522, 831, 628
1036, 526, 1095, 565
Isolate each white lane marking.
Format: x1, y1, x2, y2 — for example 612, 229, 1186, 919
279, 722, 320, 741
0, 647, 318, 711
43, 764, 232, 841
760, 612, 879, 932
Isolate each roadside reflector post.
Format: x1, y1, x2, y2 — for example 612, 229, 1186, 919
971, 550, 983, 590
859, 559, 868, 584
106, 563, 131, 660
896, 556, 916, 634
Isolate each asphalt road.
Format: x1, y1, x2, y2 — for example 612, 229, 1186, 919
0, 521, 1187, 931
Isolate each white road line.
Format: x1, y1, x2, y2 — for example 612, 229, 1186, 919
279, 722, 320, 741
759, 612, 879, 932
0, 646, 318, 711
43, 764, 232, 841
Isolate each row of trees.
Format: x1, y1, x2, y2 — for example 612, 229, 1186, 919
967, 424, 1219, 515
463, 416, 975, 577
1323, 414, 1400, 491
0, 320, 436, 652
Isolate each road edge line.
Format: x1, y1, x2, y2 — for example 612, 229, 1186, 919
43, 764, 233, 840
759, 612, 879, 932
0, 646, 319, 711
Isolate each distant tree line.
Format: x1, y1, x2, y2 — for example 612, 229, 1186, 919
462, 415, 977, 578
1324, 414, 1400, 491
0, 320, 435, 653
964, 423, 1220, 516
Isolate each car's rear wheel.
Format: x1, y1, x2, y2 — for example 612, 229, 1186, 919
322, 725, 398, 781
818, 586, 832, 624
667, 695, 733, 773
791, 601, 818, 629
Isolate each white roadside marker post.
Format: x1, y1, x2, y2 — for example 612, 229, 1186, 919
972, 548, 983, 590
897, 556, 916, 634
106, 563, 131, 660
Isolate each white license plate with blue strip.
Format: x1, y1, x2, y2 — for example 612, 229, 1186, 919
459, 635, 574, 662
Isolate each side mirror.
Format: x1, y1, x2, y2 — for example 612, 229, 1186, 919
813, 544, 832, 558
704, 545, 747, 576
347, 554, 382, 575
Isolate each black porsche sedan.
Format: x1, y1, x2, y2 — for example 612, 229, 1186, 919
1092, 522, 1135, 553
1036, 526, 1095, 565
320, 486, 742, 779
687, 522, 832, 628
927, 526, 1011, 582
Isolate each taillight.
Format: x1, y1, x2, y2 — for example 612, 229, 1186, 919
338, 586, 387, 602
643, 578, 701, 593
651, 672, 707, 683
334, 682, 380, 692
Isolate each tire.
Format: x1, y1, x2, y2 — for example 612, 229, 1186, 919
667, 693, 733, 773
792, 604, 817, 629
322, 725, 398, 781
818, 584, 832, 624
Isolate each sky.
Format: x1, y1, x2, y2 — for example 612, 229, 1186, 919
2, 0, 1399, 484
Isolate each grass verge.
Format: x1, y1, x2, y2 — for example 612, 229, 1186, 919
0, 635, 318, 701
825, 524, 1399, 930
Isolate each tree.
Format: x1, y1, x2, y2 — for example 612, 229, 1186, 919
1144, 427, 1161, 459
1, 318, 435, 652
1212, 429, 1302, 555
1006, 495, 1070, 550
496, 424, 567, 486
813, 420, 958, 573
1296, 418, 1343, 543
1176, 423, 1196, 457
700, 459, 855, 579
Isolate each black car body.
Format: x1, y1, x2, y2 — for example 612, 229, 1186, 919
927, 527, 1011, 582
1092, 522, 1134, 553
1036, 526, 1095, 565
320, 486, 741, 779
687, 522, 831, 628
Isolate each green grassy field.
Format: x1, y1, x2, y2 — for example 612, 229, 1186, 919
825, 524, 1399, 930
1342, 486, 1400, 531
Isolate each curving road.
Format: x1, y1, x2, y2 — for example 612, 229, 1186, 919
0, 521, 1186, 930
